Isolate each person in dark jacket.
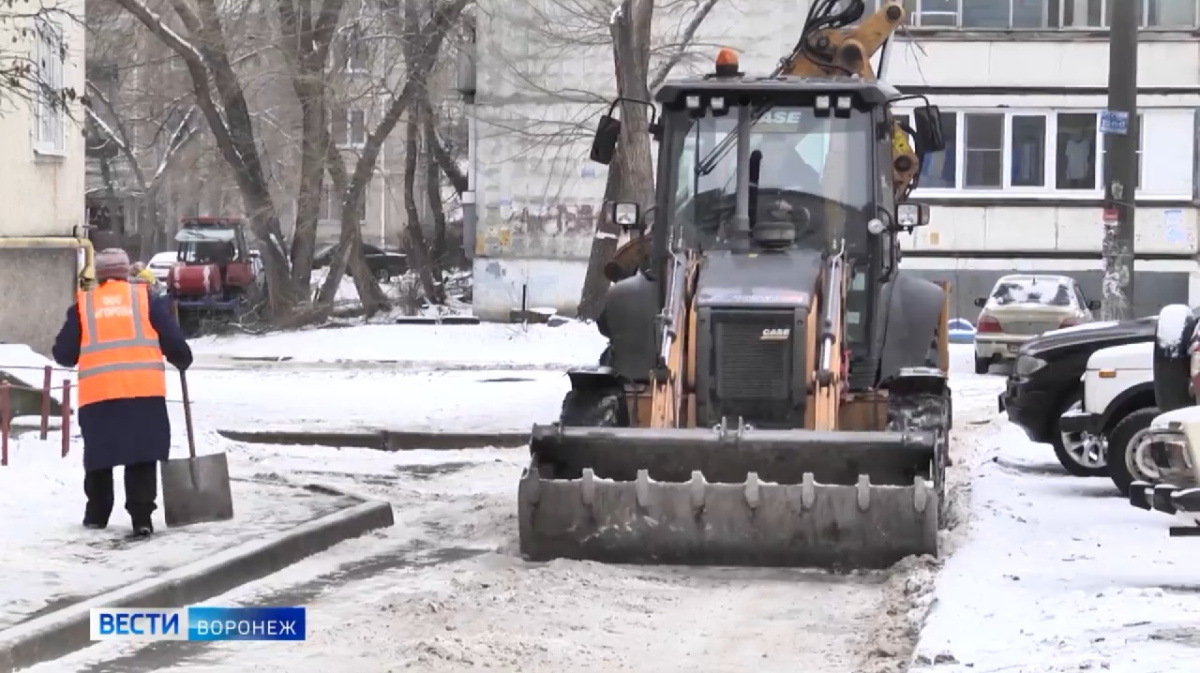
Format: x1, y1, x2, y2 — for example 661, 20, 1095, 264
52, 248, 193, 537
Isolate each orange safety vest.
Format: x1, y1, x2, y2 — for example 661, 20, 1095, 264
76, 281, 167, 407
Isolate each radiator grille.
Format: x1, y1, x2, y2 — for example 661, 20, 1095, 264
710, 310, 797, 424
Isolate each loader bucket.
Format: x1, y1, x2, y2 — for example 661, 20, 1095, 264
518, 424, 940, 569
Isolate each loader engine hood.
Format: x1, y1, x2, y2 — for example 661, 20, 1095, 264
693, 249, 822, 430
694, 249, 821, 309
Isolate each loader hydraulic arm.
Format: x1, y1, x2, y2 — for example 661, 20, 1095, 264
780, 1, 918, 200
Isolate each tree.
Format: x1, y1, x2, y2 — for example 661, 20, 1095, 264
575, 0, 721, 319
314, 0, 469, 310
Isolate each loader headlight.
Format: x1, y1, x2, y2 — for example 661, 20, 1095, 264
1015, 355, 1046, 377
609, 201, 642, 231
867, 218, 886, 235
815, 95, 831, 111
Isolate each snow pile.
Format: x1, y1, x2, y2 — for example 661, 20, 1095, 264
0, 343, 75, 408
191, 321, 608, 369
912, 421, 1200, 672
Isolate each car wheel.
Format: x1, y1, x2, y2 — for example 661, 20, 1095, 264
974, 356, 989, 375
1052, 395, 1108, 477
1106, 407, 1161, 496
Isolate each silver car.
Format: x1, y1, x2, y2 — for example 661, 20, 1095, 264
973, 274, 1099, 374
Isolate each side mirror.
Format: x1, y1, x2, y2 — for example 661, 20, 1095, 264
1087, 300, 1102, 310
590, 114, 621, 165
912, 105, 946, 155
973, 297, 987, 308
608, 201, 643, 233
895, 203, 930, 228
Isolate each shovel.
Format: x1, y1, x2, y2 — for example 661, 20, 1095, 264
161, 370, 234, 527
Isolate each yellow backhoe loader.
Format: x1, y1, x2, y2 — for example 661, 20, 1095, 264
519, 0, 953, 569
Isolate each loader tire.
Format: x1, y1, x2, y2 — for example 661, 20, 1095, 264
886, 390, 950, 528
559, 387, 630, 428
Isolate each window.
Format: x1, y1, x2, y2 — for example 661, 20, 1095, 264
901, 0, 1199, 29
319, 186, 367, 222
903, 0, 959, 26
1055, 113, 1097, 190
1100, 113, 1144, 189
1010, 116, 1046, 187
963, 113, 1004, 188
33, 18, 65, 155
331, 108, 366, 147
336, 26, 370, 72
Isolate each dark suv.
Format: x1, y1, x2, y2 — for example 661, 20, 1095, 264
1000, 318, 1156, 476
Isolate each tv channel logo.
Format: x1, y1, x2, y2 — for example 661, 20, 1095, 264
91, 607, 306, 641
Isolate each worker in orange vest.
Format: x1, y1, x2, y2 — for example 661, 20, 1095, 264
51, 248, 193, 538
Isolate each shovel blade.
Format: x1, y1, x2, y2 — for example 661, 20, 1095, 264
161, 452, 234, 527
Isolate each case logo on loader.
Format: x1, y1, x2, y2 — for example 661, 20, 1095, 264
761, 328, 790, 341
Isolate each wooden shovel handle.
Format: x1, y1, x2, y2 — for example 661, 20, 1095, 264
180, 370, 197, 460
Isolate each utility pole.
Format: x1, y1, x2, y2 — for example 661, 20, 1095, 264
1100, 0, 1138, 321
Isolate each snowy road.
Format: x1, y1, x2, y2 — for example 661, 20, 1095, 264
30, 345, 1003, 673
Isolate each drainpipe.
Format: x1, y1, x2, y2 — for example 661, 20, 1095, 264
456, 18, 478, 261
0, 235, 96, 289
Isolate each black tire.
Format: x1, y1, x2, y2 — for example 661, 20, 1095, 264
1106, 407, 1160, 496
1050, 391, 1107, 477
560, 387, 629, 427
974, 356, 989, 375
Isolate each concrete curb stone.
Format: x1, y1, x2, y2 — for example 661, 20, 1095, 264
217, 429, 530, 451
0, 491, 394, 672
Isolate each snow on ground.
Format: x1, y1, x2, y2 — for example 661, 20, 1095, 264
189, 321, 609, 369
31, 345, 1007, 673
0, 435, 356, 631
912, 421, 1200, 673
168, 369, 573, 433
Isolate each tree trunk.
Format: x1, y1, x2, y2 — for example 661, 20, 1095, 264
404, 106, 446, 304
576, 0, 656, 320
423, 109, 449, 267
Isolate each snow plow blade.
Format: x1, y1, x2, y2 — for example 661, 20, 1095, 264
518, 424, 939, 570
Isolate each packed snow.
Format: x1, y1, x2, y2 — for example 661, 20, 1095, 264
10, 322, 1200, 673
0, 435, 357, 631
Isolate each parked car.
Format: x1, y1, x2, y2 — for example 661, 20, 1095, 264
1126, 404, 1200, 536
147, 251, 178, 283
947, 318, 975, 344
1060, 340, 1158, 495
313, 244, 408, 282
974, 274, 1101, 374
1000, 317, 1157, 477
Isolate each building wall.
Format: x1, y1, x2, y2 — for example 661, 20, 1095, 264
0, 2, 88, 355
471, 0, 1200, 319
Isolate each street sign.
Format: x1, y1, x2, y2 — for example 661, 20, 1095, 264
1100, 110, 1129, 135
1103, 207, 1119, 222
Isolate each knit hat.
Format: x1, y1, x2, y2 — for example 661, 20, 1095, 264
95, 248, 131, 281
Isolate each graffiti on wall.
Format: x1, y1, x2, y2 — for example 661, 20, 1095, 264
477, 199, 599, 260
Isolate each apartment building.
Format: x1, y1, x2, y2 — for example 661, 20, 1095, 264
469, 0, 1200, 319
0, 5, 88, 354
884, 0, 1200, 319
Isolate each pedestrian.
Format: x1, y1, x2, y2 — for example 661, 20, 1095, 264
51, 248, 193, 538
129, 262, 162, 296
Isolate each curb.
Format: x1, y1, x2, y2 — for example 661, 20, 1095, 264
0, 493, 394, 672
217, 429, 530, 451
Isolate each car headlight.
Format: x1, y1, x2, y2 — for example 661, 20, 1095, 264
1015, 355, 1046, 377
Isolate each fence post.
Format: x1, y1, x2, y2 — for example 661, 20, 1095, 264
40, 365, 51, 440
61, 380, 72, 458
1, 382, 9, 467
